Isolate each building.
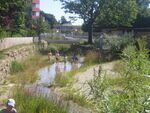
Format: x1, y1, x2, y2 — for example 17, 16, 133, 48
32, 0, 40, 20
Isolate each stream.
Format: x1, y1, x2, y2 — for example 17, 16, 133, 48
28, 58, 83, 95
37, 61, 81, 86
25, 58, 93, 113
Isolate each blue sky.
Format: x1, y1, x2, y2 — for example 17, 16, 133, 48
40, 0, 83, 25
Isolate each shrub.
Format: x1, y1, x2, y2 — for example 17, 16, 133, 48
88, 38, 150, 113
46, 44, 70, 54
103, 33, 134, 59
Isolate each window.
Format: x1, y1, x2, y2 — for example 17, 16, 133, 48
32, 12, 36, 16
36, 12, 40, 16
32, 3, 39, 8
32, 12, 40, 16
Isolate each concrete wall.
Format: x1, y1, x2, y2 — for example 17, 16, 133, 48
0, 37, 34, 50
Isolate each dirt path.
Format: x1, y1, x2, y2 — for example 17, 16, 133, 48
73, 62, 116, 96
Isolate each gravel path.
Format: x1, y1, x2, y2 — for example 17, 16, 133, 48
73, 62, 116, 96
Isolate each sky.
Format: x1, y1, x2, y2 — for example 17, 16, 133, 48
40, 0, 83, 25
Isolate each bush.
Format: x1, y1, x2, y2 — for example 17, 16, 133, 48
103, 33, 134, 59
39, 44, 71, 55
88, 38, 150, 113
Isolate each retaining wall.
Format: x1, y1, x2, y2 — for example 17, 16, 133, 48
0, 45, 36, 84
0, 37, 34, 50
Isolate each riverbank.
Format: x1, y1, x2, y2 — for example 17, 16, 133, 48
0, 44, 118, 112
0, 51, 68, 113
0, 44, 37, 102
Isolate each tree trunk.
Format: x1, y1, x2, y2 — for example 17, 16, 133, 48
88, 24, 93, 44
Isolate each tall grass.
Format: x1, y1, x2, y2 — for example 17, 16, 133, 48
64, 88, 93, 109
53, 69, 77, 87
48, 44, 70, 52
9, 54, 49, 84
84, 50, 100, 65
0, 51, 5, 59
13, 87, 67, 113
10, 61, 25, 74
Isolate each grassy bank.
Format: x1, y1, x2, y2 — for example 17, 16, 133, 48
0, 44, 34, 60
9, 54, 50, 84
13, 87, 67, 113
8, 53, 67, 113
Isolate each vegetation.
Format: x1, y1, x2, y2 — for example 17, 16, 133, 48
0, 50, 5, 59
9, 54, 49, 84
40, 11, 57, 29
0, 1, 57, 38
0, 0, 31, 37
53, 67, 82, 87
59, 0, 138, 43
48, 44, 71, 54
64, 88, 93, 108
88, 38, 150, 113
10, 61, 25, 74
102, 33, 135, 59
84, 50, 101, 65
13, 87, 67, 113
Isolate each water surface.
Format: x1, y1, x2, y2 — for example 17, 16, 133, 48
37, 61, 81, 86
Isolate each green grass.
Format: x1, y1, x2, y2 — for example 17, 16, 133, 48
0, 44, 34, 60
9, 54, 50, 84
63, 88, 94, 109
13, 87, 67, 113
48, 44, 71, 53
0, 50, 5, 59
53, 65, 89, 88
10, 61, 25, 74
84, 50, 101, 65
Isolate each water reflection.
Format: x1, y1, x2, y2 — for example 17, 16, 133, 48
38, 61, 81, 86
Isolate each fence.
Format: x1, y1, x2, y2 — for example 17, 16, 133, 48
0, 37, 35, 50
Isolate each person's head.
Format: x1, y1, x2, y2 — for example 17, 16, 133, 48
6, 99, 15, 110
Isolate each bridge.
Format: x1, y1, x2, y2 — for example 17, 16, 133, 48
46, 40, 80, 44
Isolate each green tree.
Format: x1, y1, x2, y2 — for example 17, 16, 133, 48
60, 16, 71, 24
0, 0, 30, 36
95, 0, 138, 28
58, 0, 138, 44
136, 0, 150, 16
32, 16, 49, 42
40, 11, 57, 29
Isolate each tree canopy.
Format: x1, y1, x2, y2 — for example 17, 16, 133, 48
0, 0, 31, 36
40, 11, 57, 29
136, 0, 150, 16
59, 0, 138, 43
60, 16, 71, 24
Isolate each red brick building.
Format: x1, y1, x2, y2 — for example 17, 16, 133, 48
32, 0, 40, 20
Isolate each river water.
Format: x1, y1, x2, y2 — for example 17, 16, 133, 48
37, 61, 81, 86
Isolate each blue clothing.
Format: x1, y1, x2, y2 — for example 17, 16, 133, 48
0, 108, 17, 113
